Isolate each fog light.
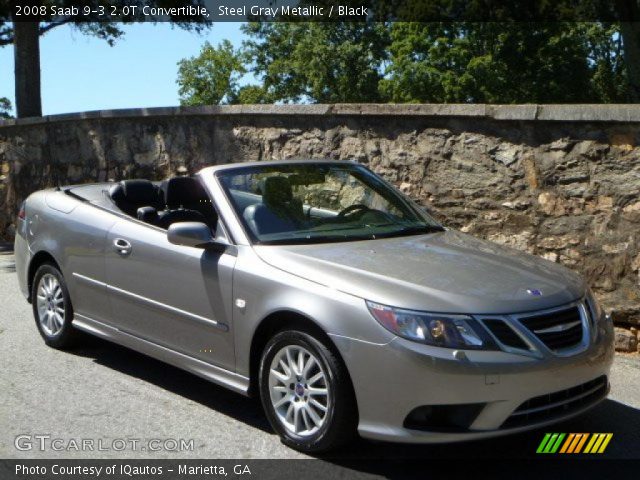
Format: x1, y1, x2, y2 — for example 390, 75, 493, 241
404, 404, 486, 431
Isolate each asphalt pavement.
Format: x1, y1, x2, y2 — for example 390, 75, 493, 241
1, 248, 639, 464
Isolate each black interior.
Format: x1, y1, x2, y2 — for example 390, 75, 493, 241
109, 177, 217, 231
243, 176, 305, 235
109, 180, 163, 217
158, 177, 217, 229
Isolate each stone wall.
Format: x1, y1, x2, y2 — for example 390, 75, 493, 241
1, 104, 639, 337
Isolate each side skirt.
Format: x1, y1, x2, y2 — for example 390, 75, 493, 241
72, 313, 250, 396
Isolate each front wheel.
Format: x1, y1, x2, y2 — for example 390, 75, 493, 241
259, 330, 357, 453
32, 262, 80, 349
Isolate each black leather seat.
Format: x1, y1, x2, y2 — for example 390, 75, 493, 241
109, 180, 162, 217
243, 176, 304, 236
157, 177, 216, 230
136, 206, 159, 225
157, 208, 208, 230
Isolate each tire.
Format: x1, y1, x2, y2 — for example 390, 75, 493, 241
259, 329, 357, 453
31, 262, 80, 349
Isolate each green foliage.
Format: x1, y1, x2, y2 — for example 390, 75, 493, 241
177, 40, 246, 106
0, 97, 12, 118
230, 85, 271, 105
381, 22, 628, 104
241, 22, 390, 103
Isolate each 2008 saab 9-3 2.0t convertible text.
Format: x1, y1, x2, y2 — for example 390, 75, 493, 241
15, 160, 614, 452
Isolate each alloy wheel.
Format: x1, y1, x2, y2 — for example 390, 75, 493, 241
268, 345, 330, 436
36, 273, 65, 336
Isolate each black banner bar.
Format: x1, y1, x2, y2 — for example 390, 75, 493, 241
1, 459, 640, 480
1, 1, 637, 23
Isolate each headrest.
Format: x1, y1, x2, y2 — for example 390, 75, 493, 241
263, 176, 293, 207
137, 206, 158, 224
162, 177, 208, 208
111, 179, 159, 206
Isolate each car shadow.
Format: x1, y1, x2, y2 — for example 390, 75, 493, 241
67, 335, 272, 434
65, 336, 640, 461
0, 244, 15, 273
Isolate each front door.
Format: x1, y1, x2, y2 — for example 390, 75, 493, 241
104, 219, 236, 371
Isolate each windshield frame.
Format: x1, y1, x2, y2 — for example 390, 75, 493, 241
214, 161, 443, 246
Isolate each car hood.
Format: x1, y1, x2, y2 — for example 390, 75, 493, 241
253, 230, 586, 314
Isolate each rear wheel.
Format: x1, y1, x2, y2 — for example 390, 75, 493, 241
32, 263, 80, 349
259, 330, 357, 453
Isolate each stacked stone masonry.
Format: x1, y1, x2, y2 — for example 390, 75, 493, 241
1, 104, 639, 349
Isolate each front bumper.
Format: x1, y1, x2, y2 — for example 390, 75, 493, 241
330, 313, 614, 443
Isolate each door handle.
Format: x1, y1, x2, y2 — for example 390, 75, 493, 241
113, 238, 132, 256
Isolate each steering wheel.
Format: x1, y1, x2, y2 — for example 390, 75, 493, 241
337, 204, 370, 218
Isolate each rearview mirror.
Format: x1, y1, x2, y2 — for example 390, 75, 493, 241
167, 222, 219, 249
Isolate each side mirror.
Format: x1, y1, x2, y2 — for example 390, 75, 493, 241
167, 222, 220, 249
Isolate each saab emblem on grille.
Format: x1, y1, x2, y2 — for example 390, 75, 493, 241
527, 288, 543, 296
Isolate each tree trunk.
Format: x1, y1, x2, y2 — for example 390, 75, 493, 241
617, 1, 640, 102
13, 22, 42, 118
620, 22, 640, 102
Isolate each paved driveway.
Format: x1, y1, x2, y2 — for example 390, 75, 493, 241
1, 248, 639, 463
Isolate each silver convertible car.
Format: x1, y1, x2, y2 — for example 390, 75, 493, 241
15, 160, 613, 452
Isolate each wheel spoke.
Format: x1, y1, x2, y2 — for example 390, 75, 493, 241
301, 407, 312, 431
293, 407, 301, 433
309, 397, 327, 412
285, 403, 295, 423
270, 368, 289, 384
273, 394, 291, 409
278, 359, 291, 378
297, 349, 305, 376
54, 312, 64, 331
306, 404, 323, 426
308, 371, 324, 386
302, 354, 315, 377
286, 348, 298, 375
308, 387, 328, 396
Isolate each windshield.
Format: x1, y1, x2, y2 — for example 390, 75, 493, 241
216, 162, 443, 245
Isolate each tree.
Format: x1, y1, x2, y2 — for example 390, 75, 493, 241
0, 97, 12, 119
0, 1, 210, 118
241, 22, 390, 103
616, 0, 640, 101
177, 40, 246, 105
229, 85, 271, 104
380, 22, 627, 104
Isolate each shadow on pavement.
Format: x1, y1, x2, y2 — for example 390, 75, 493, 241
67, 335, 640, 461
68, 335, 272, 434
0, 244, 15, 273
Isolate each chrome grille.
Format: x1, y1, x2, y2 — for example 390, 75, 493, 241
482, 319, 529, 350
519, 306, 584, 351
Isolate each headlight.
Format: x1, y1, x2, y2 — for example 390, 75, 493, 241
366, 301, 495, 350
586, 288, 604, 323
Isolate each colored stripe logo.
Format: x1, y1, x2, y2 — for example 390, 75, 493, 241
537, 433, 612, 454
